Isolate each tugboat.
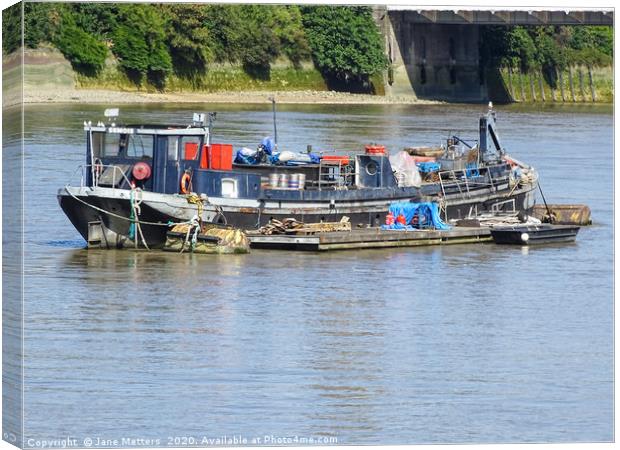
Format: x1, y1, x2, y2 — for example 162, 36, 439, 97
57, 106, 538, 248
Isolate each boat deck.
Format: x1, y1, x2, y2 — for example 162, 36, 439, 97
247, 227, 492, 251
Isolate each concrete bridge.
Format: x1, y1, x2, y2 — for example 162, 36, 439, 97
376, 7, 613, 101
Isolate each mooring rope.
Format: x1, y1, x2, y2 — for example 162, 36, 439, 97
63, 186, 193, 227
129, 188, 150, 250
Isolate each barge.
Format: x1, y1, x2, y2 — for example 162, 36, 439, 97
58, 106, 538, 248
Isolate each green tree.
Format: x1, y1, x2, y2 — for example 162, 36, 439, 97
568, 26, 613, 66
111, 4, 172, 89
480, 24, 612, 71
202, 5, 244, 63
54, 18, 108, 76
301, 6, 387, 90
160, 4, 213, 83
23, 2, 64, 49
2, 3, 22, 54
270, 6, 310, 68
70, 3, 119, 40
237, 6, 281, 78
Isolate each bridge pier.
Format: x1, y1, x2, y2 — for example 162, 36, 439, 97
382, 11, 490, 102
376, 7, 613, 103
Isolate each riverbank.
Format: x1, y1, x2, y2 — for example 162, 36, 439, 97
9, 47, 440, 105
22, 87, 444, 105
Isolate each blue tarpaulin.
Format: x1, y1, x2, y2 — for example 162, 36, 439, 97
235, 149, 261, 165
465, 162, 479, 178
382, 201, 450, 230
261, 137, 275, 155
416, 161, 441, 173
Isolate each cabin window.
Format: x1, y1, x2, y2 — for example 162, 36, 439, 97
167, 136, 179, 161
126, 134, 154, 159
221, 178, 238, 198
92, 132, 121, 157
181, 136, 201, 161
104, 133, 121, 156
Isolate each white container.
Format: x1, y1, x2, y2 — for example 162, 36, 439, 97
289, 173, 300, 189
268, 173, 279, 188
278, 173, 289, 188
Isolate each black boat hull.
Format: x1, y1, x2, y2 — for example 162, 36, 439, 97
490, 225, 580, 245
59, 182, 537, 249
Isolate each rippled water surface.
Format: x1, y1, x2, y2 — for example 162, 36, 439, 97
14, 103, 613, 445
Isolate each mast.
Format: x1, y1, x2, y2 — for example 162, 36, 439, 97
479, 102, 504, 163
270, 96, 278, 150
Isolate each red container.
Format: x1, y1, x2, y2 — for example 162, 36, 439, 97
200, 144, 209, 169
322, 155, 350, 165
365, 144, 386, 155
184, 142, 199, 160
202, 143, 233, 170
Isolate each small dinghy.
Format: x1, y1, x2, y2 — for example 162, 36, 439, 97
490, 224, 580, 245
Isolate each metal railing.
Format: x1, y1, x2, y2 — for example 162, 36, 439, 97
76, 164, 133, 191
318, 159, 355, 191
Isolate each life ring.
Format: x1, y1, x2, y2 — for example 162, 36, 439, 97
180, 172, 191, 194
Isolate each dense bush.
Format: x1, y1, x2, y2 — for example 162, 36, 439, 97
2, 3, 22, 54
54, 19, 108, 76
17, 3, 612, 93
16, 3, 383, 90
111, 5, 172, 88
270, 6, 311, 68
23, 2, 63, 49
161, 4, 212, 83
480, 25, 613, 72
301, 6, 387, 90
71, 3, 118, 39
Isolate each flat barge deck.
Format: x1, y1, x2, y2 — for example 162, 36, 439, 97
247, 227, 492, 251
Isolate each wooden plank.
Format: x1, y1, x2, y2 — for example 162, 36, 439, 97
588, 65, 596, 102
578, 67, 586, 101
248, 227, 492, 251
568, 66, 576, 102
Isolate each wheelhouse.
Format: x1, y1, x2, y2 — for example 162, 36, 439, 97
83, 110, 263, 200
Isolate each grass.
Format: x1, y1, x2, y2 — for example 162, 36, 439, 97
76, 59, 328, 93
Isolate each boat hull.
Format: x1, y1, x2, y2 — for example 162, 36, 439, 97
490, 224, 580, 245
58, 180, 538, 249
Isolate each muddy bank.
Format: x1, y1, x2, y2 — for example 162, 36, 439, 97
24, 87, 442, 105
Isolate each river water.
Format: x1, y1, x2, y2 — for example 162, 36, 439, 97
10, 102, 614, 445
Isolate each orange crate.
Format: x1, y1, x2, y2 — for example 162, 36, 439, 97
209, 143, 233, 170
322, 155, 350, 165
365, 145, 386, 155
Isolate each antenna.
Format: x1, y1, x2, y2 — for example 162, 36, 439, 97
104, 108, 119, 119
104, 108, 119, 126
269, 96, 278, 150
207, 112, 216, 146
